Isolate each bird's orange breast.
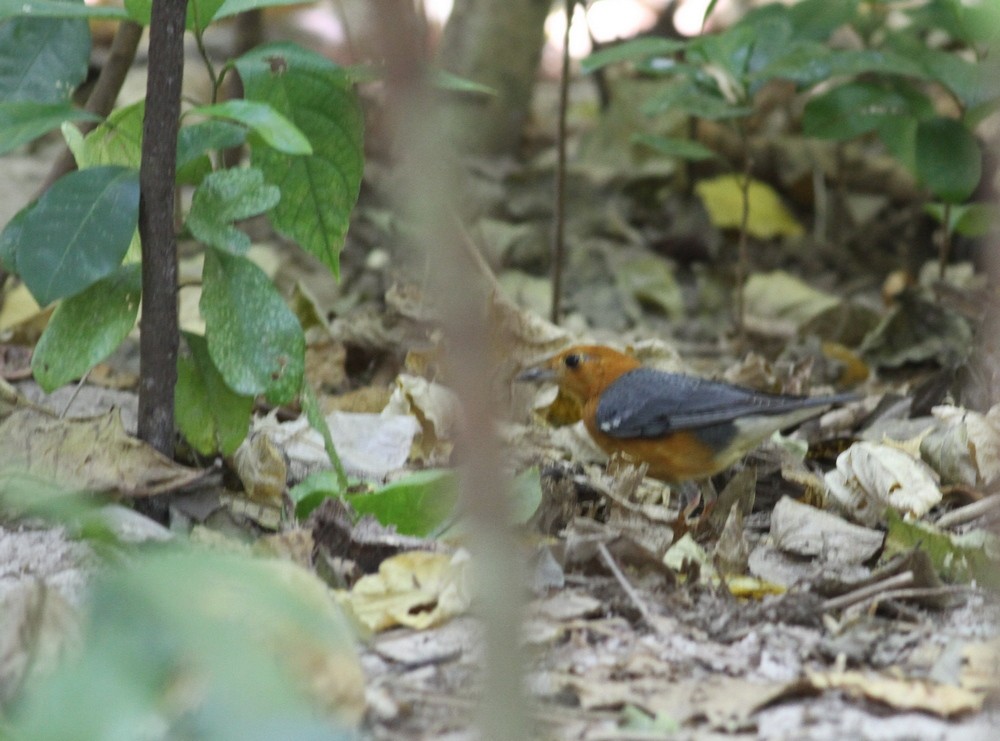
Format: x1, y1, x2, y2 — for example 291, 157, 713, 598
582, 401, 721, 481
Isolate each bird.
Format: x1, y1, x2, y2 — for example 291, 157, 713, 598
517, 345, 858, 481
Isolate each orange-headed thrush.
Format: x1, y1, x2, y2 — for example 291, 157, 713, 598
517, 345, 858, 481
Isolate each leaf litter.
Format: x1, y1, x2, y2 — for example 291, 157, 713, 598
2, 16, 1000, 741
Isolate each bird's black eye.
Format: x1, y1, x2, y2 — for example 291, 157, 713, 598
564, 353, 581, 369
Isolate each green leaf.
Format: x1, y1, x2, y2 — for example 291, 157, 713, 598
432, 69, 497, 96
633, 133, 717, 161
7, 550, 360, 739
510, 467, 542, 526
925, 202, 1000, 237
175, 119, 247, 184
345, 469, 458, 538
581, 37, 688, 74
0, 0, 127, 19
0, 101, 97, 155
887, 33, 996, 108
190, 99, 312, 155
885, 510, 1000, 589
0, 14, 90, 102
213, 0, 307, 22
642, 81, 752, 119
876, 116, 919, 174
687, 21, 763, 85
31, 263, 141, 392
236, 42, 364, 278
803, 82, 931, 140
200, 248, 305, 404
124, 0, 225, 30
71, 99, 145, 168
176, 332, 254, 456
915, 117, 981, 203
0, 207, 26, 272
785, 0, 858, 41
177, 120, 247, 167
3, 166, 139, 306
186, 168, 280, 254
289, 469, 350, 520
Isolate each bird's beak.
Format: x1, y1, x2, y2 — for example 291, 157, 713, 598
515, 363, 558, 384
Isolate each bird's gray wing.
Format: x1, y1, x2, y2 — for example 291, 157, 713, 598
594, 368, 848, 439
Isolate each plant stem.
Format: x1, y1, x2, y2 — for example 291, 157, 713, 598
550, 0, 573, 325
939, 202, 952, 281
734, 125, 752, 345
194, 28, 221, 103
138, 0, 188, 458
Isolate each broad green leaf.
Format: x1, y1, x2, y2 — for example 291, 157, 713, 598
786, 0, 858, 41
214, 0, 307, 22
124, 0, 225, 30
0, 101, 97, 155
876, 116, 919, 175
687, 21, 761, 83
581, 37, 688, 74
201, 248, 305, 403
0, 15, 89, 102
72, 99, 145, 168
0, 0, 129, 19
31, 263, 141, 392
887, 32, 996, 108
236, 43, 364, 278
916, 117, 981, 203
4, 166, 140, 305
176, 332, 253, 455
190, 99, 312, 155
175, 119, 247, 184
0, 207, 26, 272
633, 133, 717, 161
345, 469, 458, 538
642, 81, 752, 119
803, 82, 931, 140
186, 168, 280, 254
289, 469, 351, 520
7, 550, 361, 738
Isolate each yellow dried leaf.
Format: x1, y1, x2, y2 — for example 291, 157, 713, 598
335, 550, 471, 632
696, 175, 804, 239
807, 670, 983, 717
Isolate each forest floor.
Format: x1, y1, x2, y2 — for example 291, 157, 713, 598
2, 11, 1000, 740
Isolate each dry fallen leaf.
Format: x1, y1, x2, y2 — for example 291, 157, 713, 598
770, 496, 884, 564
246, 410, 421, 482
384, 374, 461, 464
931, 404, 1000, 487
807, 670, 984, 718
0, 406, 204, 499
825, 441, 942, 526
233, 428, 288, 505
335, 550, 472, 632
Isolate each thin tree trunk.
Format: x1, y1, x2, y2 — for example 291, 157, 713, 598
138, 0, 188, 457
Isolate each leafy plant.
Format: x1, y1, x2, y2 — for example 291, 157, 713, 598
0, 2, 364, 460
582, 0, 998, 315
801, 0, 1000, 277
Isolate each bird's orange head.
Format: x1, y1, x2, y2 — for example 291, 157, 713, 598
516, 345, 641, 404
